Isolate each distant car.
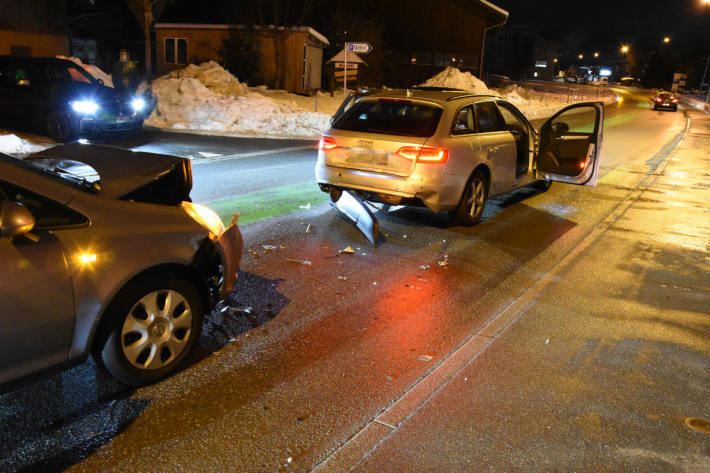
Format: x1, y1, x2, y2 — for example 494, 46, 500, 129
316, 89, 604, 225
0, 56, 155, 142
652, 92, 678, 111
0, 143, 242, 390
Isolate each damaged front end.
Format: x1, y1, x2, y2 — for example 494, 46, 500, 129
191, 213, 244, 306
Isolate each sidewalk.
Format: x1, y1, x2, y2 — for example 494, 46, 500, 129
317, 110, 710, 472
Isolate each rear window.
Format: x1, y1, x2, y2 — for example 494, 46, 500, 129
332, 100, 443, 137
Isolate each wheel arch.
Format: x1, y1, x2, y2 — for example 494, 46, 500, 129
88, 263, 210, 357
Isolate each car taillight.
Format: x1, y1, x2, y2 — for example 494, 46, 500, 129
655, 97, 662, 102
672, 98, 679, 103
319, 136, 337, 150
396, 146, 448, 163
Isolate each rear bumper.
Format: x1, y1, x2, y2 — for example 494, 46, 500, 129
315, 158, 466, 213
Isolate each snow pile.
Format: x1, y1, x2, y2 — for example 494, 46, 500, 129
419, 66, 491, 94
0, 133, 53, 157
56, 56, 114, 88
147, 61, 331, 137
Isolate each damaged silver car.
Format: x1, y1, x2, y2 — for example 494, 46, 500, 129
316, 89, 603, 229
0, 143, 242, 389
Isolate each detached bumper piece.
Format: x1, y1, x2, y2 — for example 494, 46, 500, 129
332, 190, 379, 246
215, 220, 244, 299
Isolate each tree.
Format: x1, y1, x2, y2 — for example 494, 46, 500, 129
125, 0, 170, 77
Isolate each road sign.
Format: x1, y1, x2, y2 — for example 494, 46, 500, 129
347, 42, 372, 54
334, 62, 358, 69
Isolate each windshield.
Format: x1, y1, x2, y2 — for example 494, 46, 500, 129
43, 63, 95, 84
332, 99, 443, 137
1, 155, 100, 194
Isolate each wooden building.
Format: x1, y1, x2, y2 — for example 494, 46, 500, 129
153, 23, 329, 93
0, 0, 69, 57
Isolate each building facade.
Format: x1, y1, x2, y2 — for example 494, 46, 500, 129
0, 0, 69, 57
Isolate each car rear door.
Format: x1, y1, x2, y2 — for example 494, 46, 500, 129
535, 102, 603, 186
473, 101, 516, 193
0, 181, 75, 385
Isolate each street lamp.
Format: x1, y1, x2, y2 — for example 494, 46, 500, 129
663, 36, 671, 44
578, 54, 584, 60
594, 52, 600, 58
620, 45, 629, 54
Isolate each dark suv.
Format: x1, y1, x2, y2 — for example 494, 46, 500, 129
0, 56, 155, 142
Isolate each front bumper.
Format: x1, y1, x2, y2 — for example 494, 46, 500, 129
315, 160, 466, 213
215, 222, 243, 299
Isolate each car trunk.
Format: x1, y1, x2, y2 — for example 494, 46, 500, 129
323, 132, 429, 177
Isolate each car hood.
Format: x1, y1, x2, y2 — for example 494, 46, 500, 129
26, 143, 192, 201
52, 81, 129, 104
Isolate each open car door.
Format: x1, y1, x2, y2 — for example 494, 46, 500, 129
535, 102, 603, 186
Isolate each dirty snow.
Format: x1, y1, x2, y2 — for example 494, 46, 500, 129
420, 66, 491, 94
56, 56, 114, 88
146, 61, 331, 138
0, 133, 53, 157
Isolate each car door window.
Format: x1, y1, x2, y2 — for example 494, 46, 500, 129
0, 181, 88, 230
451, 106, 475, 135
474, 102, 506, 133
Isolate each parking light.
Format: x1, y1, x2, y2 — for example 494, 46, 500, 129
71, 100, 99, 114
397, 146, 448, 163
319, 136, 337, 150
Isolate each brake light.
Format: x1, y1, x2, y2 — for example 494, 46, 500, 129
396, 146, 448, 163
579, 160, 587, 170
672, 98, 679, 103
319, 136, 337, 151
655, 97, 662, 102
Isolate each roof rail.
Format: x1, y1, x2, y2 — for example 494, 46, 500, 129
446, 94, 501, 101
410, 87, 465, 92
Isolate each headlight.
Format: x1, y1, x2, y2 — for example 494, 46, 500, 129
131, 97, 146, 112
71, 100, 99, 114
181, 202, 225, 237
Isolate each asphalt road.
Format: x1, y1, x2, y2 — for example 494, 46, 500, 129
0, 89, 692, 473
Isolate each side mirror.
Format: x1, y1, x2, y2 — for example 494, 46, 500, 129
554, 122, 570, 132
0, 201, 35, 238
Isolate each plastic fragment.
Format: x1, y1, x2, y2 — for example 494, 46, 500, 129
339, 246, 355, 254
419, 265, 430, 270
417, 355, 433, 362
545, 338, 550, 344
262, 245, 277, 250
286, 258, 312, 265
338, 276, 348, 281
299, 202, 311, 209
306, 224, 311, 234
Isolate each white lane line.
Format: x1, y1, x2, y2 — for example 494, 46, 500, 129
191, 145, 316, 164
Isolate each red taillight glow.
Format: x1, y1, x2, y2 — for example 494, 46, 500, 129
655, 97, 663, 102
579, 160, 587, 169
396, 146, 448, 163
672, 98, 679, 103
319, 136, 337, 151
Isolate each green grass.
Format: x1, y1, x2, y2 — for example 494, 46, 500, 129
202, 181, 329, 225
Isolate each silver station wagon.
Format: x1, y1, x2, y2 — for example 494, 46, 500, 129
316, 89, 603, 225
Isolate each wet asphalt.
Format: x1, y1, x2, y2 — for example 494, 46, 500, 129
0, 89, 696, 472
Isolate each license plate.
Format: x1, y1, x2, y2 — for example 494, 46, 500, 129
115, 116, 131, 123
348, 149, 388, 166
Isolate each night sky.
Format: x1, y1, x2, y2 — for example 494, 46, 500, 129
494, 0, 710, 57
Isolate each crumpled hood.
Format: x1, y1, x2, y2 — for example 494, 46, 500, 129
26, 143, 191, 200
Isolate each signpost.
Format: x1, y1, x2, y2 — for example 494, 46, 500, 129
344, 42, 372, 97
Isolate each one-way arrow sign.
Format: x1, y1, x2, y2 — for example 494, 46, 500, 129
347, 42, 372, 54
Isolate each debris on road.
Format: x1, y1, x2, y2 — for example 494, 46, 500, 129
338, 276, 348, 281
247, 249, 260, 258
286, 258, 312, 265
306, 224, 312, 234
299, 202, 311, 209
340, 246, 355, 254
331, 190, 379, 245
262, 245, 278, 250
419, 265, 430, 270
417, 355, 433, 362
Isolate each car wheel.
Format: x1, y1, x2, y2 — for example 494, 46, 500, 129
95, 276, 203, 386
451, 170, 488, 226
532, 179, 552, 192
46, 110, 76, 143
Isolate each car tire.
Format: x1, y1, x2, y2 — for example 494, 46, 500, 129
95, 276, 203, 386
451, 169, 488, 226
46, 110, 76, 143
532, 179, 552, 192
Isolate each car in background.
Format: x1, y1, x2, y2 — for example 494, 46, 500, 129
0, 143, 242, 390
0, 56, 155, 142
652, 92, 678, 111
316, 89, 603, 225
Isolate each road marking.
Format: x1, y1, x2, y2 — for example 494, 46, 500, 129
191, 145, 316, 164
310, 113, 691, 473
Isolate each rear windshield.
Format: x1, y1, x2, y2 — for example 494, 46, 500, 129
332, 100, 443, 137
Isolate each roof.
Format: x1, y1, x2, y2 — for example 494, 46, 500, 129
153, 23, 329, 46
477, 0, 509, 20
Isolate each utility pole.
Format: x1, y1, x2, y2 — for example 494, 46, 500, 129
144, 0, 152, 78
